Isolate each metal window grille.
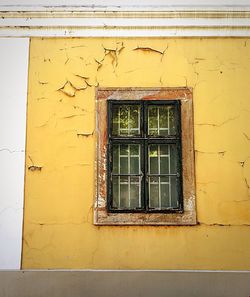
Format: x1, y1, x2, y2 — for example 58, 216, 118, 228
107, 100, 183, 213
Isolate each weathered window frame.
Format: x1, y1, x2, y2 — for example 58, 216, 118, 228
95, 88, 196, 225
107, 100, 183, 213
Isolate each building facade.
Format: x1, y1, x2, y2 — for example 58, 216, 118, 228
0, 1, 250, 296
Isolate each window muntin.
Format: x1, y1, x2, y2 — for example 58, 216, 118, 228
108, 100, 182, 213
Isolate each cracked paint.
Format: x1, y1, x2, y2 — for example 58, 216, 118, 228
22, 38, 250, 271
133, 45, 168, 62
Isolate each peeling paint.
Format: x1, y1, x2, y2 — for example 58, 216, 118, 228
28, 165, 42, 171
23, 38, 250, 270
243, 132, 250, 140
57, 80, 87, 97
95, 42, 124, 71
133, 45, 168, 61
77, 131, 94, 137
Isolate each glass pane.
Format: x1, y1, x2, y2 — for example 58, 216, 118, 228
148, 144, 177, 175
120, 156, 128, 174
148, 105, 176, 136
149, 176, 159, 208
130, 177, 141, 208
149, 145, 158, 174
112, 176, 141, 209
120, 177, 129, 208
130, 157, 139, 174
170, 176, 179, 208
160, 177, 170, 208
112, 105, 140, 136
170, 145, 177, 173
113, 144, 141, 175
148, 106, 158, 136
112, 176, 119, 208
149, 176, 178, 209
113, 145, 119, 174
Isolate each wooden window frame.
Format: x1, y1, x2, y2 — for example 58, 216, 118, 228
95, 88, 196, 225
107, 100, 183, 213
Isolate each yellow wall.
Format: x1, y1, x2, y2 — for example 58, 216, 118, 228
23, 38, 250, 269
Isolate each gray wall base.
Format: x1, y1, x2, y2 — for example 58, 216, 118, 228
0, 270, 249, 297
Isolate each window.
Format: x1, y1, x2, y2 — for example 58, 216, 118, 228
95, 88, 196, 225
107, 100, 183, 213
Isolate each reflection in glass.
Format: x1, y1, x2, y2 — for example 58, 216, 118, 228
113, 144, 140, 174
112, 176, 141, 209
148, 144, 177, 175
148, 144, 178, 209
149, 176, 178, 209
112, 144, 141, 209
112, 105, 140, 136
148, 105, 176, 136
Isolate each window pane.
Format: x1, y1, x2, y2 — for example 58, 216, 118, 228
148, 144, 177, 175
148, 105, 176, 136
148, 176, 159, 208
112, 176, 141, 209
149, 145, 158, 174
148, 106, 158, 136
149, 176, 178, 209
112, 105, 140, 136
170, 176, 179, 208
113, 144, 140, 174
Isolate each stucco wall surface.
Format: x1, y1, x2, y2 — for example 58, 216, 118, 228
23, 38, 250, 269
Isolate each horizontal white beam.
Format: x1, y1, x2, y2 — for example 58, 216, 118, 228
2, 17, 250, 27
1, 1, 250, 11
2, 26, 250, 37
2, 6, 250, 36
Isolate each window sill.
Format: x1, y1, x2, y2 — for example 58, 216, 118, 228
94, 205, 196, 225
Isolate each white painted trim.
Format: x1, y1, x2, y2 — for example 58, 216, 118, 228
2, 17, 250, 27
2, 1, 250, 12
0, 38, 29, 269
2, 8, 250, 36
2, 28, 250, 37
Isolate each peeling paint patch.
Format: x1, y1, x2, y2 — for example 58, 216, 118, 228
133, 45, 168, 61
27, 156, 42, 172
38, 80, 48, 85
195, 150, 226, 157
28, 165, 42, 172
243, 132, 250, 140
77, 131, 94, 137
57, 78, 90, 97
95, 42, 124, 70
58, 81, 77, 97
